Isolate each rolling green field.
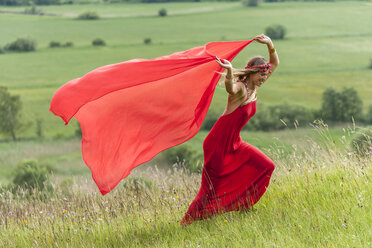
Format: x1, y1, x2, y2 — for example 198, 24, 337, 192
0, 2, 371, 246
1, 1, 372, 138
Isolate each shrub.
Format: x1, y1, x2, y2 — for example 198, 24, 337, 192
75, 123, 82, 138
265, 25, 286, 40
0, 45, 4, 54
321, 87, 363, 122
369, 59, 372, 70
338, 87, 363, 122
24, 5, 43, 15
49, 41, 61, 48
242, 0, 260, 7
77, 11, 99, 20
201, 109, 220, 130
0, 86, 23, 141
269, 102, 314, 129
244, 102, 314, 131
366, 105, 372, 124
63, 41, 74, 47
5, 38, 37, 52
163, 144, 203, 173
350, 128, 372, 156
92, 38, 106, 46
11, 159, 53, 196
158, 8, 167, 17
144, 38, 152, 45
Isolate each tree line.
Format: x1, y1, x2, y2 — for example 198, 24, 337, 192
202, 87, 372, 132
0, 86, 371, 141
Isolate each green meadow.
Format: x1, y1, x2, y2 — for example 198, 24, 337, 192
1, 129, 371, 247
0, 1, 371, 247
1, 1, 372, 138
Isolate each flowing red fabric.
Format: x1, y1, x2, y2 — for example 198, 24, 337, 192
181, 101, 275, 225
50, 40, 254, 195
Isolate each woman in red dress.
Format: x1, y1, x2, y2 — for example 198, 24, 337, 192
181, 34, 280, 225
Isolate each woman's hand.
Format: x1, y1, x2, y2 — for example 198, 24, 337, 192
255, 34, 273, 47
215, 56, 232, 70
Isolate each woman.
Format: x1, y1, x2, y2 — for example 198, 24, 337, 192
181, 34, 279, 225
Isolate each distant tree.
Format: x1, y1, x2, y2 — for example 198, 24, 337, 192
92, 38, 106, 46
5, 38, 37, 52
265, 25, 286, 40
75, 123, 82, 138
242, 0, 260, 7
63, 41, 74, 47
77, 11, 99, 20
367, 105, 372, 124
0, 86, 23, 141
49, 41, 61, 48
321, 87, 363, 122
321, 88, 342, 121
143, 38, 152, 44
338, 87, 363, 122
158, 8, 167, 17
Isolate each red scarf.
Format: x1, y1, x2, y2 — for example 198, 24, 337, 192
50, 40, 254, 195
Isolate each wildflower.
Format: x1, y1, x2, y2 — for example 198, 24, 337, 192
24, 220, 28, 224
62, 209, 68, 213
342, 224, 346, 227
8, 212, 13, 217
176, 195, 180, 199
73, 229, 77, 233
224, 220, 228, 223
84, 227, 89, 231
342, 136, 346, 140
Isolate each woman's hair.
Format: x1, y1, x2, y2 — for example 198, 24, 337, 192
219, 56, 268, 84
233, 56, 268, 83
218, 56, 268, 103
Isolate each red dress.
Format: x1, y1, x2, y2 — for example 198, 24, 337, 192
181, 100, 275, 225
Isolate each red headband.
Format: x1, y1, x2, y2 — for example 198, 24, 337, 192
245, 62, 272, 73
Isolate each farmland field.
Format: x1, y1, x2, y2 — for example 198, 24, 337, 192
1, 1, 372, 138
0, 1, 371, 247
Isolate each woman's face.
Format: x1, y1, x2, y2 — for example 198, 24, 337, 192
249, 71, 269, 87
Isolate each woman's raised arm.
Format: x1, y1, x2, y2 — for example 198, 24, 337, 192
255, 34, 279, 72
215, 57, 243, 95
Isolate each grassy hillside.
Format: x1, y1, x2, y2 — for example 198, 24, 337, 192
0, 1, 372, 138
0, 131, 370, 247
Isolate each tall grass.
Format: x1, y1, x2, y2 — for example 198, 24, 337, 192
1, 124, 370, 247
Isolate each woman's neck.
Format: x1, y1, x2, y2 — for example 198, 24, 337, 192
244, 81, 255, 91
